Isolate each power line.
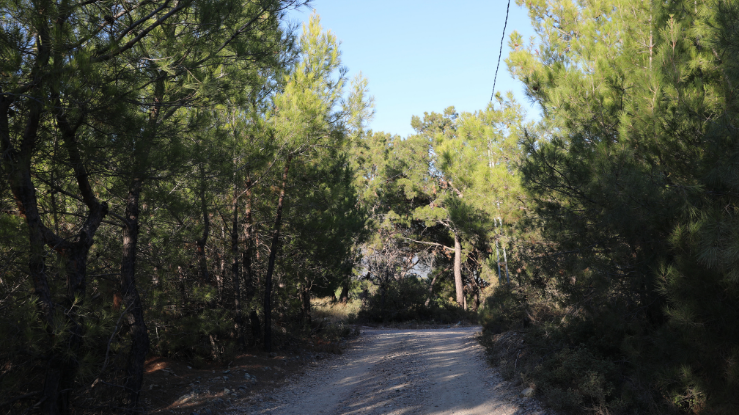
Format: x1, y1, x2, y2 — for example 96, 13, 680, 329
490, 0, 511, 102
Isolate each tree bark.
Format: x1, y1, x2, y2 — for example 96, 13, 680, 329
118, 71, 163, 412
264, 155, 291, 352
338, 282, 349, 305
2, 52, 108, 412
231, 185, 244, 346
301, 282, 312, 325
243, 177, 258, 346
120, 179, 150, 412
243, 178, 254, 301
196, 170, 210, 285
454, 233, 464, 306
425, 273, 438, 307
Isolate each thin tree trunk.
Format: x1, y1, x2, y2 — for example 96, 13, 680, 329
301, 282, 312, 325
264, 155, 291, 352
196, 170, 210, 285
495, 239, 503, 284
454, 233, 464, 306
502, 243, 510, 285
243, 181, 254, 301
243, 178, 260, 346
178, 265, 188, 313
218, 236, 225, 303
118, 71, 163, 412
231, 185, 243, 346
338, 282, 349, 305
120, 179, 149, 412
473, 287, 480, 312
425, 273, 438, 307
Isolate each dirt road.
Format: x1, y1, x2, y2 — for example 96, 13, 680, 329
228, 326, 551, 415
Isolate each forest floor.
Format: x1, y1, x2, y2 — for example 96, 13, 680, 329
141, 325, 554, 415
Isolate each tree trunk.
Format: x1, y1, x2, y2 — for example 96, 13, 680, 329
425, 273, 438, 307
217, 246, 225, 304
120, 179, 150, 412
178, 265, 188, 313
454, 233, 464, 306
118, 71, 162, 412
3, 71, 108, 413
243, 177, 254, 302
502, 243, 510, 286
301, 282, 312, 325
249, 311, 261, 347
473, 288, 480, 312
196, 171, 210, 285
338, 282, 349, 305
243, 178, 260, 347
231, 185, 244, 346
264, 155, 291, 352
495, 239, 503, 284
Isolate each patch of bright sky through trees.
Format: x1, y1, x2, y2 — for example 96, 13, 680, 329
286, 0, 541, 138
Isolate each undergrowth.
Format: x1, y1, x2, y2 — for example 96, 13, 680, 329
478, 286, 665, 415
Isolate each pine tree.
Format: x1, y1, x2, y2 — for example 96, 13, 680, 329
508, 0, 739, 411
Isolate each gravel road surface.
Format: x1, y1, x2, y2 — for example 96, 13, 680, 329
228, 326, 552, 415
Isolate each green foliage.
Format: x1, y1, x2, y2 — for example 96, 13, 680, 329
491, 0, 739, 413
356, 277, 473, 324
0, 2, 373, 410
478, 288, 527, 334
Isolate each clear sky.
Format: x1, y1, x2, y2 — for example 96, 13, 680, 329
286, 1, 539, 138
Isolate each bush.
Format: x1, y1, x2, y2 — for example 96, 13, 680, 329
478, 287, 527, 334
478, 285, 664, 414
356, 277, 474, 324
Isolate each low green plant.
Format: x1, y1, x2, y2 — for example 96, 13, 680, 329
356, 277, 475, 324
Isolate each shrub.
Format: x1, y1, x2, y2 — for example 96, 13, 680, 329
356, 277, 474, 323
478, 287, 527, 334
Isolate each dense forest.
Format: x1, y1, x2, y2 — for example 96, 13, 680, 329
1, 0, 738, 414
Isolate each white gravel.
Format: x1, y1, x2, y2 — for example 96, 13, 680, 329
228, 326, 553, 415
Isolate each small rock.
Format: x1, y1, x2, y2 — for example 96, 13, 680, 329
223, 370, 230, 374
223, 376, 229, 381
521, 387, 535, 398
187, 366, 192, 369
224, 388, 231, 394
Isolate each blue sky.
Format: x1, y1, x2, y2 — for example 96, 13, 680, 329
286, 1, 540, 138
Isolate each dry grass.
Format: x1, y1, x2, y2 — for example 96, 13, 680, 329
311, 297, 362, 323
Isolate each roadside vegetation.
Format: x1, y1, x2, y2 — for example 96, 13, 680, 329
476, 1, 739, 414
